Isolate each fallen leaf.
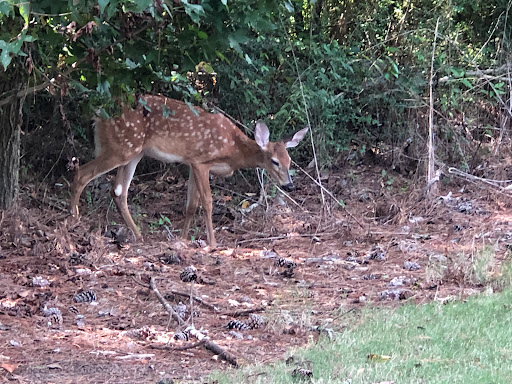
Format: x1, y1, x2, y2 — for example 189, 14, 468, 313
47, 363, 63, 370
0, 362, 18, 373
241, 200, 250, 209
367, 354, 392, 362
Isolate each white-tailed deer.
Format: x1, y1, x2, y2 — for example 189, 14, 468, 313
70, 95, 308, 247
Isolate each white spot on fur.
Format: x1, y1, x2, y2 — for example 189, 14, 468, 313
114, 184, 123, 196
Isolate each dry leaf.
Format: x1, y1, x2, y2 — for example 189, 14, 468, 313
367, 354, 391, 362
1, 362, 18, 373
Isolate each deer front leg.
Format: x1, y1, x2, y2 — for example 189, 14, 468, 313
190, 165, 216, 247
111, 154, 143, 240
182, 168, 200, 240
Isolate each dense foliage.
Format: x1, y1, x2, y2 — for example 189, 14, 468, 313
0, 0, 511, 180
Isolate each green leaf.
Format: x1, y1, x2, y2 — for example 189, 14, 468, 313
21, 34, 35, 43
228, 36, 242, 53
183, 1, 205, 23
0, 1, 12, 16
125, 58, 139, 69
221, 0, 227, 5
133, 0, 153, 13
98, 0, 110, 15
162, 104, 174, 118
0, 49, 11, 70
215, 51, 227, 61
138, 97, 151, 112
96, 80, 111, 98
69, 80, 89, 93
461, 78, 473, 89
19, 2, 30, 26
185, 101, 200, 116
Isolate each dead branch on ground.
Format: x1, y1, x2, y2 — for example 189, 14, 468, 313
169, 289, 219, 311
150, 277, 184, 326
221, 306, 266, 317
150, 277, 239, 366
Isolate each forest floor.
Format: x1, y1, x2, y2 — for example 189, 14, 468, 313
0, 163, 511, 383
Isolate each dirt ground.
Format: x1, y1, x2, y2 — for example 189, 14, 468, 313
0, 164, 510, 383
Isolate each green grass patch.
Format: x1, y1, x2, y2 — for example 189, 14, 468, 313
212, 290, 512, 383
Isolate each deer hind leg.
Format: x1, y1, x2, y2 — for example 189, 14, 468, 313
182, 167, 200, 240
190, 165, 216, 247
111, 154, 143, 240
70, 154, 123, 217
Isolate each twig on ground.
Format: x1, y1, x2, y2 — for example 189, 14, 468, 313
221, 306, 266, 317
169, 289, 219, 312
187, 326, 239, 367
115, 353, 155, 360
150, 277, 184, 326
150, 340, 206, 351
204, 339, 238, 367
235, 232, 336, 245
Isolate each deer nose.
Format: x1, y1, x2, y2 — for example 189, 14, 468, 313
282, 183, 295, 192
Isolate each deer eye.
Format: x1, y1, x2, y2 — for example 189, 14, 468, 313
271, 158, 280, 167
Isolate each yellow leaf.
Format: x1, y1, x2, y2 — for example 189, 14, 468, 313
367, 354, 391, 362
241, 200, 250, 209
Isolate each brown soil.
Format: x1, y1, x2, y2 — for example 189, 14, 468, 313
0, 165, 510, 383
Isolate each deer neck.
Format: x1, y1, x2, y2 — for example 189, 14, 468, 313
234, 135, 266, 170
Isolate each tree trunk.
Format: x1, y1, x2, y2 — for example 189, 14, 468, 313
0, 66, 22, 210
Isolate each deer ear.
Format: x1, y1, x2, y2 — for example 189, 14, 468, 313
285, 126, 309, 148
255, 121, 270, 150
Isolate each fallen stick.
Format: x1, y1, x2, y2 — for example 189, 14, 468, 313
150, 340, 206, 351
150, 278, 239, 366
169, 289, 219, 311
221, 306, 266, 317
150, 277, 184, 326
188, 327, 239, 367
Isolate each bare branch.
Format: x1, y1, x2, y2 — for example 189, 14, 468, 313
150, 277, 184, 326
